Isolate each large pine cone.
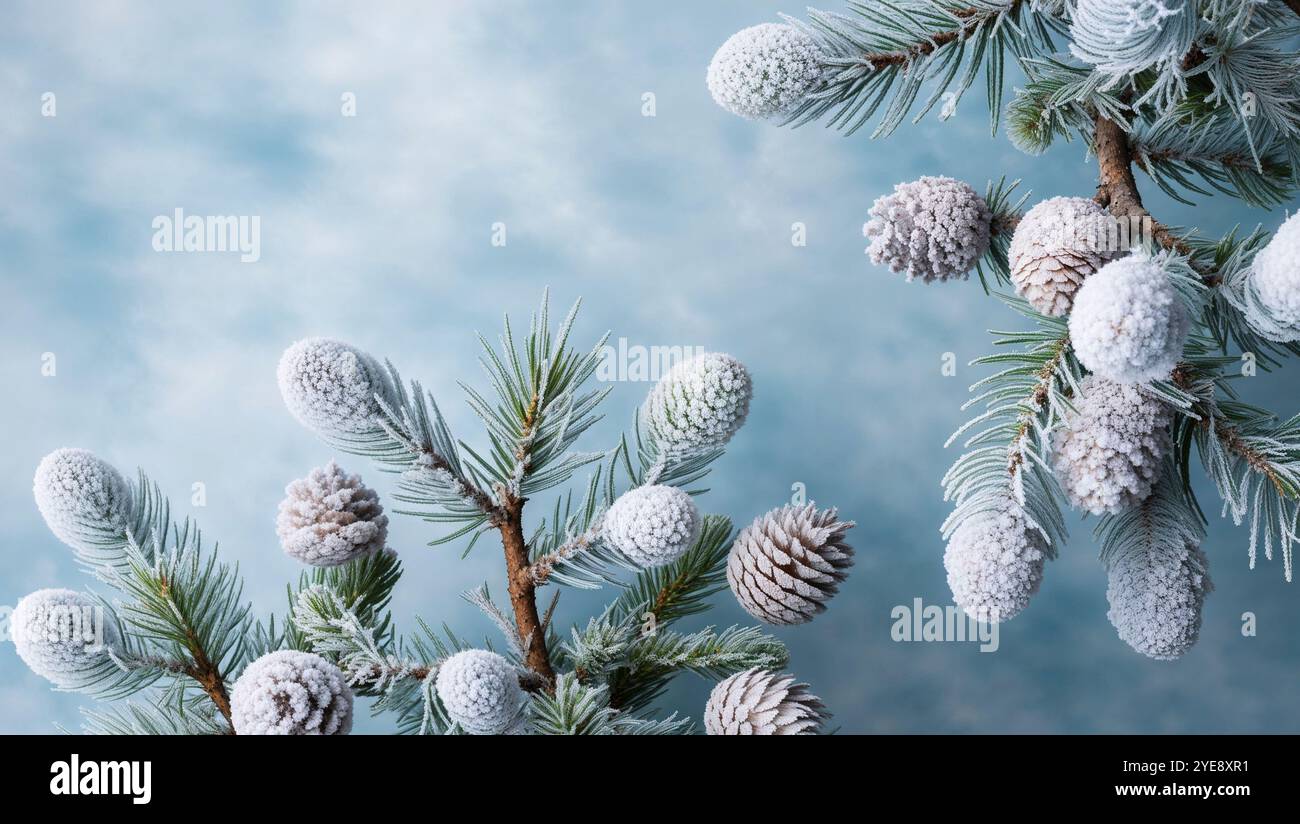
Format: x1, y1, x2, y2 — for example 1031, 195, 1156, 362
726, 503, 854, 625
1009, 196, 1120, 316
704, 668, 828, 735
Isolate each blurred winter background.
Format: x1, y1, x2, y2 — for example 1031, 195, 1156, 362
1, 0, 1297, 734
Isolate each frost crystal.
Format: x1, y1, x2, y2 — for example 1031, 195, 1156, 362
727, 503, 855, 625
644, 352, 752, 451
1069, 252, 1189, 383
864, 176, 993, 283
1250, 211, 1300, 335
277, 337, 395, 437
276, 460, 388, 567
1009, 196, 1121, 316
1069, 0, 1196, 101
231, 650, 353, 735
1107, 537, 1212, 660
33, 448, 131, 551
703, 668, 828, 735
12, 588, 120, 688
706, 23, 822, 121
944, 503, 1047, 622
435, 649, 524, 735
602, 484, 701, 568
1053, 377, 1171, 515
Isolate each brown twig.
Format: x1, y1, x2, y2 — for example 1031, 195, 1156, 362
499, 495, 556, 688
855, 6, 1013, 70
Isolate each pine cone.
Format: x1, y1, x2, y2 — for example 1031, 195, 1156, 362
644, 352, 752, 451
12, 588, 120, 688
704, 668, 828, 735
1009, 197, 1120, 316
1249, 211, 1300, 335
435, 650, 524, 735
944, 502, 1047, 623
726, 503, 854, 626
707, 23, 822, 121
864, 176, 992, 283
33, 448, 132, 553
602, 484, 701, 568
277, 337, 396, 438
230, 650, 354, 735
276, 461, 388, 567
1107, 536, 1212, 660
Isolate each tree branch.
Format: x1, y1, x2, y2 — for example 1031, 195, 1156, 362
498, 493, 556, 689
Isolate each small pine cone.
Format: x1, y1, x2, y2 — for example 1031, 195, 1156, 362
277, 337, 396, 438
1052, 377, 1172, 515
435, 650, 524, 735
644, 352, 752, 451
1107, 537, 1212, 660
276, 460, 388, 567
706, 23, 822, 121
602, 484, 701, 568
1069, 252, 1189, 383
726, 503, 854, 626
864, 176, 992, 283
12, 588, 120, 688
33, 448, 131, 552
944, 503, 1047, 623
704, 668, 828, 735
1009, 197, 1120, 316
1249, 211, 1300, 336
231, 650, 353, 735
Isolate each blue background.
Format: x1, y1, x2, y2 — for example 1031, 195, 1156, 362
1, 0, 1296, 733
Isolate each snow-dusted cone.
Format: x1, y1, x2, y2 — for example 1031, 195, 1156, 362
602, 484, 701, 568
1009, 197, 1121, 316
944, 503, 1047, 622
704, 668, 828, 735
706, 23, 822, 121
276, 460, 388, 567
278, 337, 396, 438
1053, 377, 1172, 515
644, 352, 752, 451
727, 503, 854, 626
864, 176, 993, 283
1248, 211, 1300, 337
1069, 252, 1189, 383
231, 650, 353, 735
1069, 0, 1196, 81
435, 649, 524, 735
1106, 538, 1212, 660
33, 448, 131, 551
12, 589, 120, 688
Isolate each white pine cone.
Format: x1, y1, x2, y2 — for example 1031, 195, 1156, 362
277, 337, 396, 438
1009, 197, 1121, 316
1069, 0, 1196, 80
726, 503, 854, 626
944, 503, 1047, 622
644, 352, 752, 451
703, 668, 828, 735
602, 484, 701, 568
706, 23, 822, 121
864, 176, 993, 283
435, 649, 524, 735
1069, 252, 1189, 383
33, 448, 131, 552
12, 588, 120, 688
1249, 211, 1300, 336
231, 650, 354, 735
276, 460, 388, 567
1106, 537, 1212, 660
1052, 377, 1171, 515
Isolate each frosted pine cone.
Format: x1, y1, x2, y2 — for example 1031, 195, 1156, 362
1106, 538, 1212, 660
1009, 197, 1121, 316
644, 352, 752, 451
1249, 211, 1300, 335
864, 176, 993, 283
1070, 0, 1196, 82
602, 484, 701, 568
231, 650, 353, 735
944, 503, 1047, 622
726, 503, 854, 626
706, 23, 822, 121
1053, 377, 1171, 515
276, 460, 388, 567
278, 337, 396, 438
12, 589, 120, 688
703, 668, 828, 735
1069, 252, 1189, 383
435, 649, 524, 735
33, 448, 131, 551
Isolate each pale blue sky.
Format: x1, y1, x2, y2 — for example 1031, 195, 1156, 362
2, 1, 1297, 733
